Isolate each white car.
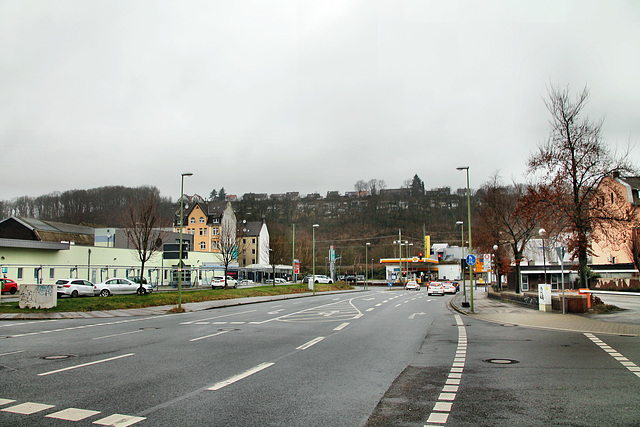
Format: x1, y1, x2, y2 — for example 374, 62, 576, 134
405, 280, 421, 291
443, 282, 457, 294
212, 276, 238, 289
94, 278, 153, 297
305, 275, 333, 284
427, 282, 445, 296
56, 278, 95, 298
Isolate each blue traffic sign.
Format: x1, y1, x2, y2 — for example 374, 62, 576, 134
466, 254, 477, 266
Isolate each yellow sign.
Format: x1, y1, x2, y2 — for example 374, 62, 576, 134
425, 235, 431, 258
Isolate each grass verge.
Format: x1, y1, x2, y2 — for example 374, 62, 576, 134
0, 282, 354, 313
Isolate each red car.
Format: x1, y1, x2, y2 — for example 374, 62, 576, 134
1, 278, 18, 294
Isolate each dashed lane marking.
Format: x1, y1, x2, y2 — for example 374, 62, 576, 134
334, 322, 350, 331
38, 353, 135, 376
425, 314, 467, 426
296, 336, 325, 350
208, 362, 274, 391
2, 402, 55, 415
190, 330, 230, 342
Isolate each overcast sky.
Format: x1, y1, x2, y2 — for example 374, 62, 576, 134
2, 0, 639, 201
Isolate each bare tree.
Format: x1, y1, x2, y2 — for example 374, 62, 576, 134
218, 214, 238, 288
528, 84, 636, 287
123, 194, 169, 294
475, 174, 537, 293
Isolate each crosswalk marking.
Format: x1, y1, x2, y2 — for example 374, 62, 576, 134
2, 402, 55, 414
93, 413, 146, 426
46, 408, 101, 421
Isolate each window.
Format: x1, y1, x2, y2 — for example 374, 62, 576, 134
203, 229, 207, 236
199, 228, 203, 236
34, 268, 39, 279
212, 218, 220, 224
17, 268, 23, 279
551, 274, 559, 291
521, 275, 529, 292
200, 242, 206, 250
199, 217, 205, 223
243, 238, 246, 244
252, 238, 256, 244
252, 249, 256, 254
190, 217, 196, 224
49, 268, 55, 279
212, 227, 219, 236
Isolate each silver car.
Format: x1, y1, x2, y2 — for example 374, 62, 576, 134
94, 278, 153, 297
56, 278, 95, 298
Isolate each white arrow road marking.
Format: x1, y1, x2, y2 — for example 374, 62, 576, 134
409, 312, 426, 319
208, 362, 274, 391
38, 353, 135, 376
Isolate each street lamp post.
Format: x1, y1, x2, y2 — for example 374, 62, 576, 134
457, 166, 474, 312
178, 172, 193, 311
407, 242, 413, 281
312, 224, 319, 294
539, 228, 547, 284
456, 220, 468, 305
365, 242, 370, 290
493, 244, 500, 291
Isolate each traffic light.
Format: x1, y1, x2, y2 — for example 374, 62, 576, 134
437, 252, 442, 262
418, 252, 423, 261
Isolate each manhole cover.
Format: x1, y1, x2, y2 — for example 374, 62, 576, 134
484, 358, 519, 365
42, 355, 75, 360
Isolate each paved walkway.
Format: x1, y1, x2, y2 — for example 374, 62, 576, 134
450, 288, 640, 336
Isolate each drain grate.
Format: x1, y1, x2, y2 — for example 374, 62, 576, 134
484, 358, 519, 365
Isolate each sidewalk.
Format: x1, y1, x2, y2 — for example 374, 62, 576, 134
450, 288, 640, 336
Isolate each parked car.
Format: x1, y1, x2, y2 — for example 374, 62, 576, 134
304, 275, 333, 284
427, 281, 445, 296
94, 278, 153, 296
56, 278, 95, 298
212, 276, 238, 289
405, 280, 421, 291
1, 278, 18, 294
443, 282, 457, 294
130, 276, 148, 285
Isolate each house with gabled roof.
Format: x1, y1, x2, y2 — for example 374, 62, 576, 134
237, 219, 269, 267
174, 200, 237, 253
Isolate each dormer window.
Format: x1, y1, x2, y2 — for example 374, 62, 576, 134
190, 217, 196, 224
199, 217, 205, 223
212, 218, 220, 224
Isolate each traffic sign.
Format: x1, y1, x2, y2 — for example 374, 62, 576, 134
466, 254, 476, 266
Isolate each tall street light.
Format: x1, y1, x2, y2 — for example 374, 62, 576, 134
365, 242, 370, 290
539, 228, 547, 284
178, 172, 193, 311
456, 220, 468, 305
312, 224, 319, 295
457, 166, 474, 312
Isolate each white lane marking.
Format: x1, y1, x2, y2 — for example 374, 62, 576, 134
208, 362, 274, 391
93, 413, 146, 426
0, 399, 16, 406
190, 330, 230, 342
2, 402, 55, 414
585, 333, 640, 379
366, 308, 375, 312
297, 336, 325, 350
180, 309, 257, 325
409, 312, 426, 319
9, 316, 165, 338
93, 330, 145, 340
38, 353, 135, 376
46, 408, 101, 421
0, 322, 31, 328
267, 309, 285, 315
0, 350, 25, 357
334, 322, 350, 331
425, 314, 466, 426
